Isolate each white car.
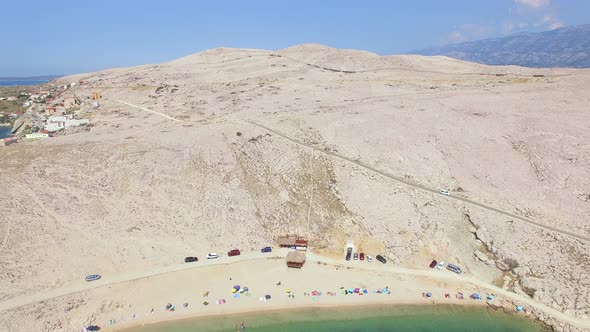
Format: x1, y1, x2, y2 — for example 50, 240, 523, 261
206, 253, 218, 259
437, 261, 446, 270
439, 189, 450, 196
367, 255, 373, 262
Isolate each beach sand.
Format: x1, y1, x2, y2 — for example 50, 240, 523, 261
66, 255, 491, 331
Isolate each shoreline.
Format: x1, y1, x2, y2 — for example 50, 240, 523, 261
92, 257, 539, 332
116, 300, 489, 331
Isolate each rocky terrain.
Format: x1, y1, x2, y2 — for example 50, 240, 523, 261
0, 44, 589, 331
415, 24, 590, 68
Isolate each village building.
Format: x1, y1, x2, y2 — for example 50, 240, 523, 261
286, 251, 306, 268
25, 132, 49, 139
63, 97, 77, 108
44, 115, 90, 132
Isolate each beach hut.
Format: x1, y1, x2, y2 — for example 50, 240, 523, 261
278, 234, 298, 247
286, 251, 306, 268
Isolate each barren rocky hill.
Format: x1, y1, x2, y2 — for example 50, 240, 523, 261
1, 44, 589, 330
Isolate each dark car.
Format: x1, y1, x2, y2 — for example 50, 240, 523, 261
261, 246, 272, 253
376, 255, 387, 264
85, 274, 101, 282
228, 249, 241, 257
359, 253, 365, 261
86, 326, 101, 331
353, 252, 359, 260
184, 256, 198, 263
447, 263, 462, 274
346, 252, 352, 261
429, 260, 437, 268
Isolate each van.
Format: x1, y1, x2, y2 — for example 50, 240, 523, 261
228, 249, 241, 257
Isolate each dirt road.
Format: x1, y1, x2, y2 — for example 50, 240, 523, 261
247, 121, 590, 243
1, 249, 589, 329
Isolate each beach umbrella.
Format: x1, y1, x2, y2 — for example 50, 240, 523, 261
234, 293, 240, 298
234, 285, 241, 291
426, 293, 432, 298
243, 287, 249, 292
232, 288, 237, 293
286, 289, 291, 293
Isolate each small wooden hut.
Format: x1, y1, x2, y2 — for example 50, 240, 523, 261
286, 251, 306, 268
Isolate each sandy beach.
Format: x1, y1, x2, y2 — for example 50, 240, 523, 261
98, 256, 489, 331
0, 248, 532, 331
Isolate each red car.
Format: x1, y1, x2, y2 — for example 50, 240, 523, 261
429, 260, 438, 268
228, 249, 241, 257
359, 253, 365, 261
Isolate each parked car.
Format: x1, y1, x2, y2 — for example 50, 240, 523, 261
86, 326, 101, 331
437, 261, 446, 270
184, 256, 198, 263
207, 253, 219, 259
228, 249, 241, 257
429, 260, 438, 268
85, 274, 101, 282
359, 253, 365, 261
447, 264, 462, 274
261, 246, 272, 253
376, 255, 387, 264
439, 189, 450, 196
353, 252, 359, 260
367, 255, 373, 262
346, 251, 351, 261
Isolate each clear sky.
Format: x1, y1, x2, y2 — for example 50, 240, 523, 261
1, 0, 588, 76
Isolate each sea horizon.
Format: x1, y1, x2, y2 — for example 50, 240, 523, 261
0, 75, 61, 86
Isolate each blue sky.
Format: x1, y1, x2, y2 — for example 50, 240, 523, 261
1, 0, 588, 76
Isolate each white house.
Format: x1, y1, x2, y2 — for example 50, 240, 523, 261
44, 122, 65, 132
45, 115, 89, 132
48, 115, 69, 123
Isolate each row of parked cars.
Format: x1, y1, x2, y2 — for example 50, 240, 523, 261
345, 248, 386, 264
429, 259, 462, 274
184, 247, 274, 263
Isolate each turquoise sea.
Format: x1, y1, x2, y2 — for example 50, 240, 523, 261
123, 305, 548, 332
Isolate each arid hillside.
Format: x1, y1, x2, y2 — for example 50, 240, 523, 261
0, 44, 589, 331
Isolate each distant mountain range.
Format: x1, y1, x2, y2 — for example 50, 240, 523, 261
413, 24, 590, 68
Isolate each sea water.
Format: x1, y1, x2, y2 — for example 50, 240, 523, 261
122, 305, 548, 332
0, 78, 55, 86
0, 126, 11, 139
